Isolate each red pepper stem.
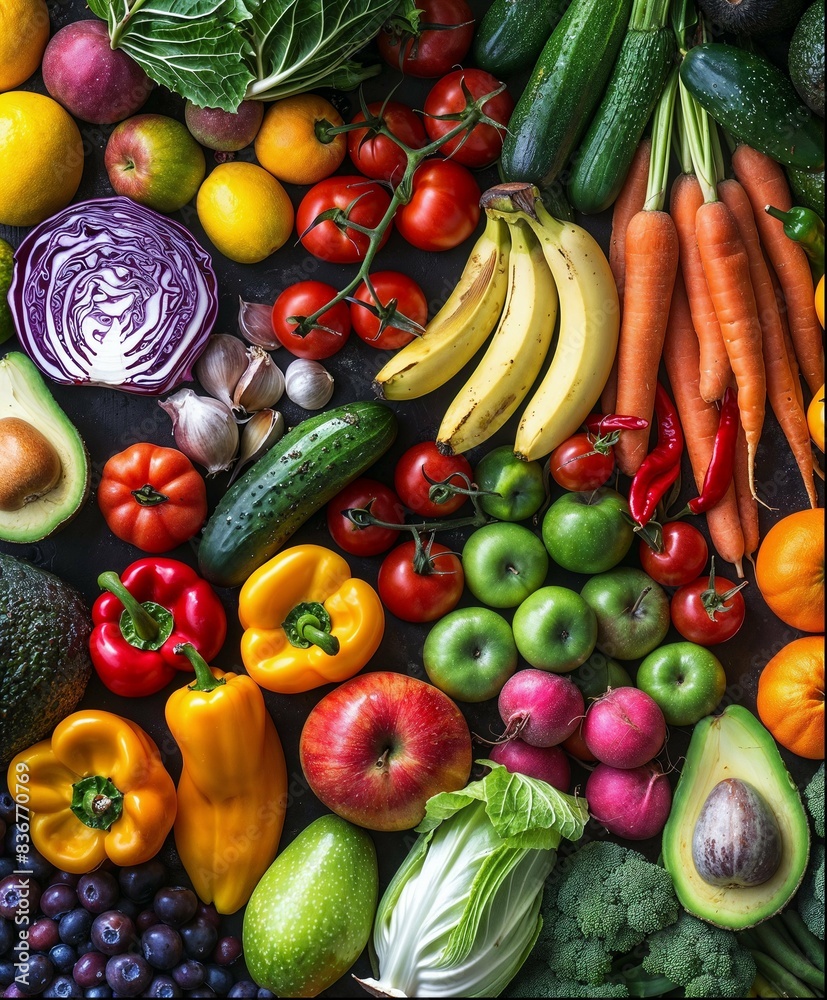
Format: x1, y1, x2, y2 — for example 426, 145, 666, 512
173, 642, 225, 692
97, 571, 161, 643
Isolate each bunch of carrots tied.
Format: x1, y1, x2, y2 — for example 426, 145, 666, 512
602, 13, 824, 580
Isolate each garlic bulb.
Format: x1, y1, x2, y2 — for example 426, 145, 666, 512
159, 389, 239, 476
233, 346, 285, 413
238, 296, 281, 351
227, 409, 285, 486
284, 359, 334, 410
194, 334, 248, 411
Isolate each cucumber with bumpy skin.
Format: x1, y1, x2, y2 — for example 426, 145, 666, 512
198, 401, 397, 588
473, 0, 571, 78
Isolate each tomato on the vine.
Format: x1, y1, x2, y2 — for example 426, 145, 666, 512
639, 521, 709, 588
395, 160, 480, 252
671, 561, 748, 645
378, 538, 464, 622
296, 175, 392, 263
394, 441, 473, 516
350, 271, 428, 350
347, 101, 427, 184
378, 0, 475, 78
424, 69, 514, 168
326, 477, 405, 557
271, 281, 351, 359
549, 433, 614, 491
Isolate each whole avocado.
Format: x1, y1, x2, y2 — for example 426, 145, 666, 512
1, 554, 93, 766
789, 0, 825, 117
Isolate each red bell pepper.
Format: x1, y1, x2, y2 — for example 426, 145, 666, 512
90, 558, 227, 698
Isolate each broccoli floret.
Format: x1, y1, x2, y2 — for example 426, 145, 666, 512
640, 910, 756, 998
504, 961, 630, 998
537, 913, 616, 985
804, 763, 824, 839
797, 839, 825, 940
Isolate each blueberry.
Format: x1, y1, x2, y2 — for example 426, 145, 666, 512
29, 916, 60, 952
193, 904, 219, 931
135, 909, 158, 934
77, 874, 119, 915
16, 953, 54, 996
257, 989, 276, 998
72, 949, 107, 988
186, 990, 216, 999
58, 909, 93, 948
179, 920, 217, 962
0, 874, 42, 921
84, 986, 113, 998
227, 982, 258, 998
90, 911, 137, 956
0, 793, 15, 824
0, 917, 13, 955
0, 958, 15, 986
211, 936, 242, 967
47, 944, 76, 975
42, 974, 83, 998
105, 953, 152, 997
41, 885, 78, 920
152, 888, 197, 929
0, 859, 16, 880
47, 873, 79, 889
118, 863, 166, 906
112, 898, 138, 921
15, 844, 54, 884
170, 960, 204, 990
145, 974, 182, 998
141, 924, 183, 971
203, 964, 233, 996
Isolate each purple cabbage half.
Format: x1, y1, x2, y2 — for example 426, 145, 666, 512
8, 197, 219, 396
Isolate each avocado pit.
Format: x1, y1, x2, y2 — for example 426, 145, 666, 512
0, 416, 62, 511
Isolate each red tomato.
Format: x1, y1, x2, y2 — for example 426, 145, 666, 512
395, 160, 480, 252
671, 568, 748, 645
378, 538, 464, 622
639, 521, 710, 588
424, 69, 514, 168
296, 175, 392, 263
326, 477, 405, 557
271, 281, 351, 359
378, 0, 475, 78
549, 433, 614, 491
347, 101, 428, 184
394, 441, 473, 516
350, 271, 428, 350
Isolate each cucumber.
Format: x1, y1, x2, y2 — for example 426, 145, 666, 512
568, 0, 675, 215
472, 0, 571, 78
787, 165, 825, 217
680, 43, 825, 171
500, 0, 633, 187
198, 401, 397, 588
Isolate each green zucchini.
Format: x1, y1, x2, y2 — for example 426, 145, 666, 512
568, 0, 675, 215
680, 43, 825, 171
472, 0, 571, 78
787, 165, 825, 218
198, 401, 397, 588
500, 0, 633, 187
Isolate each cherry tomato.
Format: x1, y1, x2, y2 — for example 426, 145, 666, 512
378, 0, 475, 78
395, 160, 480, 252
347, 101, 428, 184
424, 69, 514, 168
378, 538, 464, 622
296, 175, 392, 263
394, 441, 473, 516
326, 477, 405, 557
639, 521, 709, 588
549, 433, 614, 491
671, 568, 748, 645
350, 271, 428, 350
271, 281, 351, 359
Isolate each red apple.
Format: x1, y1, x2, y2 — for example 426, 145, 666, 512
299, 671, 472, 832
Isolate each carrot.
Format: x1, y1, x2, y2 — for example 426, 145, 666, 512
731, 144, 824, 395
602, 137, 651, 413
718, 178, 817, 508
663, 273, 745, 576
769, 263, 806, 414
695, 199, 766, 500
733, 421, 760, 566
670, 172, 732, 403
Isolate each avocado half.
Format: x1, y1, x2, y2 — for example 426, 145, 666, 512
0, 352, 90, 543
663, 705, 810, 929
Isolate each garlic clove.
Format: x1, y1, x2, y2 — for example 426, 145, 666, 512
159, 388, 239, 477
227, 409, 286, 486
238, 296, 281, 351
284, 358, 335, 410
194, 334, 248, 411
233, 346, 285, 413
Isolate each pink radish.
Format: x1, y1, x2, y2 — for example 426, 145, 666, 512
489, 740, 571, 791
497, 668, 584, 747
586, 761, 672, 840
581, 686, 665, 768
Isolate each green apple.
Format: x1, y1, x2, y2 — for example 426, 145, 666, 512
473, 445, 546, 521
461, 522, 548, 608
580, 567, 670, 661
423, 606, 517, 702
636, 642, 727, 726
512, 585, 598, 673
542, 487, 634, 574
569, 651, 633, 700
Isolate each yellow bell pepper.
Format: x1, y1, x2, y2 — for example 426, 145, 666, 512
239, 544, 384, 694
165, 643, 287, 914
7, 710, 177, 874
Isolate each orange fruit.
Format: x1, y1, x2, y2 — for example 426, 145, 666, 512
755, 508, 824, 633
0, 0, 50, 92
816, 274, 824, 328
255, 94, 346, 185
809, 383, 824, 452
757, 636, 824, 759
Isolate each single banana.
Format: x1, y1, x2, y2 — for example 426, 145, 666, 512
436, 219, 558, 455
372, 216, 510, 400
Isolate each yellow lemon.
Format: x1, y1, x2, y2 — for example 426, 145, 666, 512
0, 0, 50, 92
0, 91, 84, 227
255, 94, 346, 185
197, 162, 295, 264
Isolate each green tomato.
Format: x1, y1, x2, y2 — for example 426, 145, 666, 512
569, 651, 633, 701
580, 567, 671, 661
542, 487, 633, 574
473, 445, 546, 521
637, 642, 727, 726
512, 585, 598, 673
423, 606, 517, 702
461, 521, 549, 608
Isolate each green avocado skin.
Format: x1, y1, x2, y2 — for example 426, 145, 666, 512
789, 0, 825, 117
0, 554, 93, 767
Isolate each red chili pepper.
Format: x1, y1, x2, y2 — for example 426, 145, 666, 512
685, 386, 739, 515
628, 384, 685, 526
90, 558, 227, 698
584, 413, 651, 432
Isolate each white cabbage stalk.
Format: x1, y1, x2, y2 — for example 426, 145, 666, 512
358, 763, 589, 999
